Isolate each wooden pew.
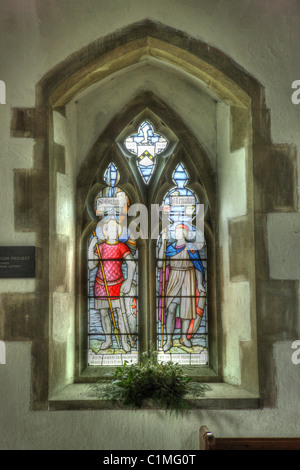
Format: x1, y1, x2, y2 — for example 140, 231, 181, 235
200, 426, 300, 450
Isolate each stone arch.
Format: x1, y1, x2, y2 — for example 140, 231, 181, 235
5, 19, 297, 409
75, 91, 218, 378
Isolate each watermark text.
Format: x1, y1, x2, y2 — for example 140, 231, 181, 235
291, 80, 300, 104
291, 340, 300, 365
0, 80, 6, 104
0, 341, 6, 365
95, 203, 205, 241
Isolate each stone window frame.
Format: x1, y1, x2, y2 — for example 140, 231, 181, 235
76, 102, 218, 383
4, 20, 297, 411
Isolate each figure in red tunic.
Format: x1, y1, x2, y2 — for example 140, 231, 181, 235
88, 219, 136, 352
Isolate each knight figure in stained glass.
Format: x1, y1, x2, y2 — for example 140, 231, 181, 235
157, 224, 206, 349
87, 163, 138, 366
157, 163, 208, 365
88, 219, 136, 351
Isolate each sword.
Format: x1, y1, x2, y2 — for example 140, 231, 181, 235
160, 230, 167, 349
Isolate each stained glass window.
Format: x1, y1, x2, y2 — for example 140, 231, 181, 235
124, 120, 168, 184
87, 163, 138, 366
86, 157, 208, 369
156, 163, 208, 365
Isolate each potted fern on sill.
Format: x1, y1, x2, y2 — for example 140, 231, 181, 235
91, 346, 211, 416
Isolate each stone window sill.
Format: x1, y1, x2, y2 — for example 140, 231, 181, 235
48, 382, 261, 411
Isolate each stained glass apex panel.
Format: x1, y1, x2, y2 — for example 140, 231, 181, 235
124, 120, 168, 184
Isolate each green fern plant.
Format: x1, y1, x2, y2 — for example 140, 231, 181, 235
91, 346, 211, 416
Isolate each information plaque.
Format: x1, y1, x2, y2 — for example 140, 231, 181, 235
0, 246, 35, 278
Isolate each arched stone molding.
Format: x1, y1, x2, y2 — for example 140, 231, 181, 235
75, 92, 218, 381
3, 19, 296, 409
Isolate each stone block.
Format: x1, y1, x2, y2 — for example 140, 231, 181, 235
229, 215, 253, 282
253, 144, 298, 213
257, 279, 299, 341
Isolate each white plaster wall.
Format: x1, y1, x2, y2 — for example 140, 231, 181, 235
53, 111, 76, 239
1, 0, 299, 150
0, 105, 36, 294
216, 103, 251, 385
0, 0, 300, 449
1, 340, 300, 449
73, 60, 217, 175
52, 108, 76, 385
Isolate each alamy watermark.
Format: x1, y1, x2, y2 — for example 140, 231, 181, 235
94, 202, 205, 242
291, 340, 300, 365
291, 80, 300, 104
0, 341, 6, 365
0, 80, 6, 104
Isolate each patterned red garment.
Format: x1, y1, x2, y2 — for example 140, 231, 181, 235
94, 241, 130, 300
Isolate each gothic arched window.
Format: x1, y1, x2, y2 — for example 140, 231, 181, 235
83, 114, 212, 376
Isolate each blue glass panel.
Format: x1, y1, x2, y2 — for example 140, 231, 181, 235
104, 162, 119, 188
138, 163, 155, 183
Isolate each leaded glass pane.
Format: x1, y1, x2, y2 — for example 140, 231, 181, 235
124, 120, 168, 184
156, 163, 208, 365
87, 163, 138, 366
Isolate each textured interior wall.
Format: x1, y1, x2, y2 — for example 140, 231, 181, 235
0, 340, 299, 450
216, 103, 251, 385
0, 0, 300, 450
74, 61, 217, 174
49, 107, 77, 394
